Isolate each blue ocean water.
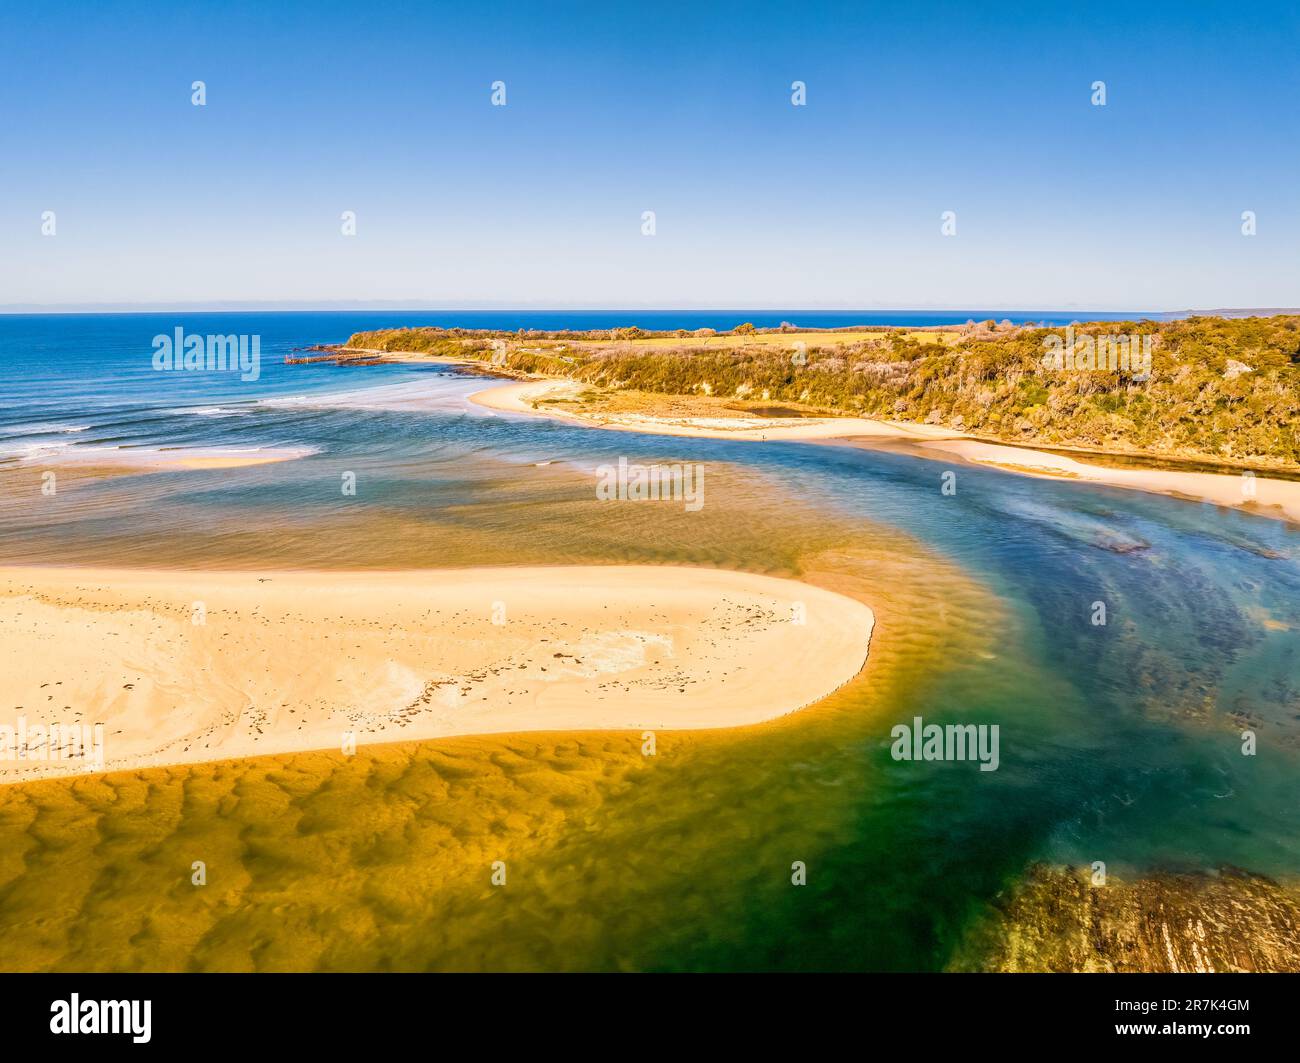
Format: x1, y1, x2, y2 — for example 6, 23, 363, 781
0, 313, 435, 454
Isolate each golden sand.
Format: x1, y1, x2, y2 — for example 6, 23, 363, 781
468, 378, 955, 442
0, 531, 993, 973
0, 565, 873, 784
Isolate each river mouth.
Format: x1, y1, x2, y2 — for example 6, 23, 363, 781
2, 315, 1299, 971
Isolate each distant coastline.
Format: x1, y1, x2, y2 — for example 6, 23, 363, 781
317, 312, 1300, 524
0, 304, 1184, 322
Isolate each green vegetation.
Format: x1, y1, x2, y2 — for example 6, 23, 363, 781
347, 316, 1300, 467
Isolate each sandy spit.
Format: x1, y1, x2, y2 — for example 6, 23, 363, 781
468, 378, 1300, 524
0, 565, 874, 783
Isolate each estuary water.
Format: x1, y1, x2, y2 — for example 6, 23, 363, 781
0, 312, 1296, 971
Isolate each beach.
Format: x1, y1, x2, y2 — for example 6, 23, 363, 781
468, 377, 960, 442
910, 438, 1300, 524
469, 377, 1300, 524
0, 564, 873, 784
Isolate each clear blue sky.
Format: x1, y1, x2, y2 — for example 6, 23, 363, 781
3, 0, 1297, 310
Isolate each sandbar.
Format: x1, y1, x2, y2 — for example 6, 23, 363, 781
0, 565, 874, 783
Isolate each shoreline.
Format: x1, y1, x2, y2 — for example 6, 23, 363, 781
9, 445, 315, 473
0, 564, 874, 784
467, 377, 1300, 525
903, 438, 1300, 524
467, 376, 963, 442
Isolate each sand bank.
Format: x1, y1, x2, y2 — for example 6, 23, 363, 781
0, 565, 873, 783
909, 438, 1300, 524
468, 378, 956, 442
16, 446, 314, 472
469, 378, 1300, 524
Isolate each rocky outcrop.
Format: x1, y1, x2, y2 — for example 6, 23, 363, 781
950, 864, 1300, 972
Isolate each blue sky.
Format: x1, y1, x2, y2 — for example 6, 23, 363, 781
2, 0, 1298, 310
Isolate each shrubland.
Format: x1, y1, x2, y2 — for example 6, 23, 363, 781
345, 316, 1300, 466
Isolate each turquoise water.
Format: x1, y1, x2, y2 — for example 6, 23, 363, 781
1, 312, 1297, 970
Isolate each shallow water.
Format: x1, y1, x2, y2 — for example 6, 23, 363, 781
0, 313, 1297, 971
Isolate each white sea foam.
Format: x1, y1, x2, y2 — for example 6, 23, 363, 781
256, 377, 477, 413
8, 442, 319, 466
177, 405, 251, 418
2, 440, 81, 460
0, 423, 92, 437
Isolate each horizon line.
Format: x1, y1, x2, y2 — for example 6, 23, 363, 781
0, 302, 1271, 317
